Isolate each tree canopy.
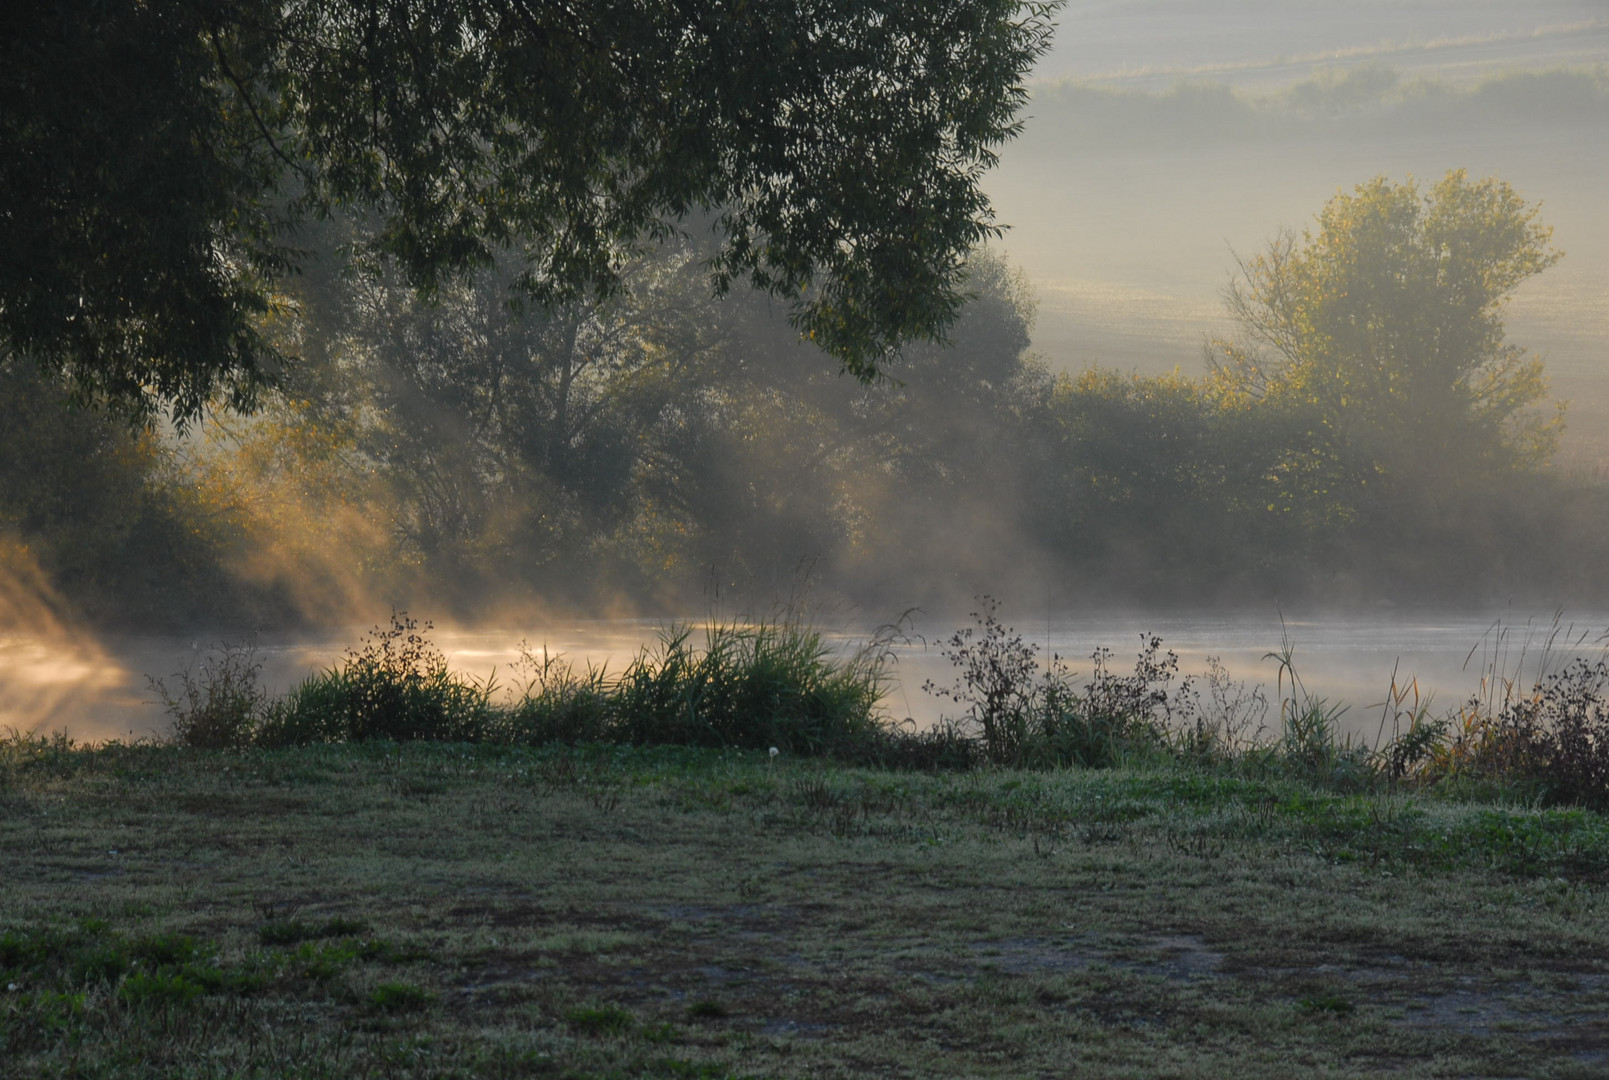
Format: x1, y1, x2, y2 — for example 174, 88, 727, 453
0, 0, 1057, 422
7, 162, 1609, 621
1208, 170, 1562, 475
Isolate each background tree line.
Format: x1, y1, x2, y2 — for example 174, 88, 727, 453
4, 171, 1608, 627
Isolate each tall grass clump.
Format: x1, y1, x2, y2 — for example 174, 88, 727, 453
492, 617, 890, 755
1255, 633, 1375, 791
162, 611, 892, 757
498, 647, 614, 744
608, 618, 891, 755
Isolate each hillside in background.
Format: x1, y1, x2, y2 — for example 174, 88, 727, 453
987, 4, 1609, 467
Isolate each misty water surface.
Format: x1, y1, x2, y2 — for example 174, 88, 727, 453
7, 609, 1608, 747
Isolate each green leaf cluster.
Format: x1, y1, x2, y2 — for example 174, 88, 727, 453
0, 0, 1059, 421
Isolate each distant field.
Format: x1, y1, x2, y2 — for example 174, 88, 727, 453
1033, 1, 1609, 87
989, 11, 1609, 466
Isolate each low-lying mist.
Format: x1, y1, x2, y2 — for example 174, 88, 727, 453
5, 174, 1609, 629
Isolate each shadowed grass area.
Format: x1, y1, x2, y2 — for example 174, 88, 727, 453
3, 737, 1609, 1077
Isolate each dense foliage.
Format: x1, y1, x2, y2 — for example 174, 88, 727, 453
0, 0, 1057, 420
4, 172, 1609, 625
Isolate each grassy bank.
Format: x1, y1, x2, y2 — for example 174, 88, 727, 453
151, 608, 1609, 812
4, 736, 1609, 1078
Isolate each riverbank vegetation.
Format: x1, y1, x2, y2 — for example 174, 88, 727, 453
150, 603, 1609, 816
11, 602, 1609, 1075
6, 166, 1609, 628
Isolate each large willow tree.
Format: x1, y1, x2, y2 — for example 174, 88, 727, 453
0, 0, 1058, 422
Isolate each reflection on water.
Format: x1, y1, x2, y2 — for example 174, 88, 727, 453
0, 622, 672, 743
5, 609, 1608, 745
0, 634, 128, 740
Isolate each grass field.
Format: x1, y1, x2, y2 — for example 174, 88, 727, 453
5, 737, 1609, 1078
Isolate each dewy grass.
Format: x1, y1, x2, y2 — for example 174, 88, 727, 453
565, 1003, 637, 1036
151, 603, 1609, 811
5, 738, 1609, 1077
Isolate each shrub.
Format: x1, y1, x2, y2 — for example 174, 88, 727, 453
1030, 637, 1175, 768
923, 599, 1176, 767
1431, 659, 1609, 810
922, 597, 1040, 763
258, 613, 495, 745
149, 642, 266, 749
338, 613, 494, 742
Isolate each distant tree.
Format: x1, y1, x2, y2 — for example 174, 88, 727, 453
0, 0, 1058, 423
1208, 171, 1563, 480
239, 238, 1049, 605
1029, 369, 1324, 593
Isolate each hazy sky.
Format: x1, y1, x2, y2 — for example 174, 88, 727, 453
1033, 1, 1608, 86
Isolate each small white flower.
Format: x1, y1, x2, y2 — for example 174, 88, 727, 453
768, 747, 779, 758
